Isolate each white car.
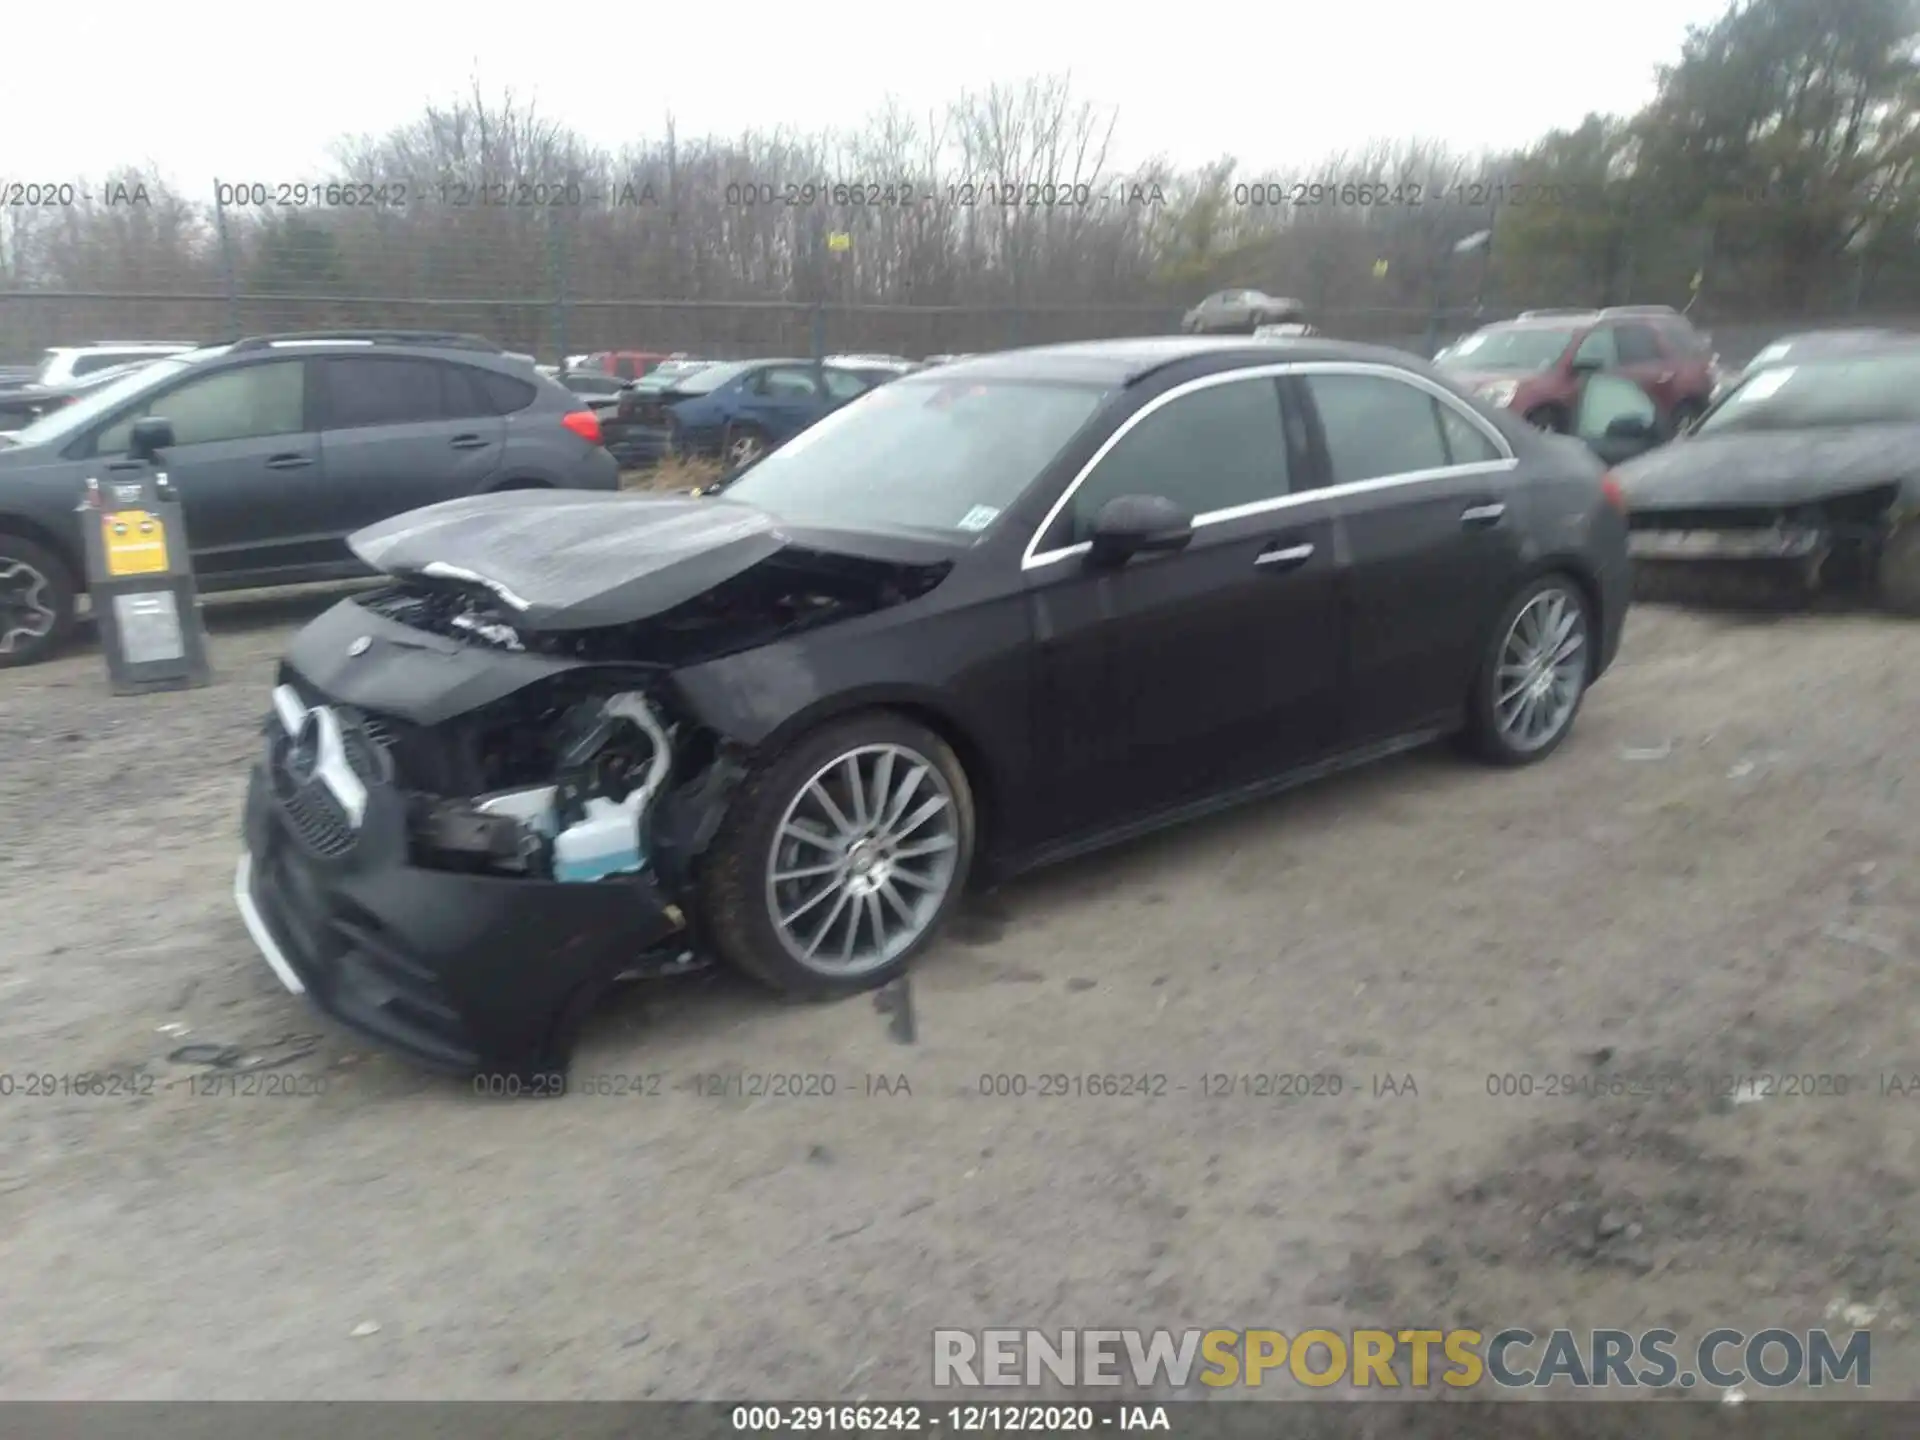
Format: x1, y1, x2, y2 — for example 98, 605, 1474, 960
1253, 322, 1317, 339
32, 342, 195, 386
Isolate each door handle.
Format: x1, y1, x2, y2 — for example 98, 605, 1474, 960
449, 434, 491, 450
1460, 502, 1506, 528
266, 453, 312, 470
1255, 541, 1315, 570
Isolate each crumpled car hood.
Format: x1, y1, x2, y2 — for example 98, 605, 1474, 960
348, 489, 956, 631
1615, 424, 1920, 511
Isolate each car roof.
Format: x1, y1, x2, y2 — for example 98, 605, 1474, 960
914, 335, 1421, 386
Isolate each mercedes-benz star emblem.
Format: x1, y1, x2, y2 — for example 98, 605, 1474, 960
286, 709, 321, 784
347, 636, 371, 657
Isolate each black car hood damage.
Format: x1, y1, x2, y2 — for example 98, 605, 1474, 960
1617, 424, 1920, 511
348, 489, 956, 631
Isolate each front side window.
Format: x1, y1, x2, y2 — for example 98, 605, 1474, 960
822, 368, 870, 400
1613, 325, 1664, 365
1064, 377, 1290, 542
1573, 326, 1620, 369
1304, 373, 1452, 484
95, 361, 305, 453
758, 366, 821, 398
1575, 374, 1658, 439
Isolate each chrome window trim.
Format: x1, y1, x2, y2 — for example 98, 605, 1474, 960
1021, 360, 1518, 571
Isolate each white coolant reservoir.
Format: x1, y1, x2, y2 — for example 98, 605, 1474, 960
552, 795, 647, 883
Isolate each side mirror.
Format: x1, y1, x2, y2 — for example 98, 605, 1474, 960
128, 416, 175, 461
1604, 414, 1654, 441
1087, 494, 1194, 568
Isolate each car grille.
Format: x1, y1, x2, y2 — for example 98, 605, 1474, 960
267, 713, 391, 860
277, 669, 423, 782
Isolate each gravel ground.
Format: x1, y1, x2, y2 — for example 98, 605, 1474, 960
0, 592, 1915, 1402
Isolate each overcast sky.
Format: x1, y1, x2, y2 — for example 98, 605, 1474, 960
9, 1, 1729, 199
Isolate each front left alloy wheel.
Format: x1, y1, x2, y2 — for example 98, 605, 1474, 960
0, 534, 77, 669
702, 712, 976, 997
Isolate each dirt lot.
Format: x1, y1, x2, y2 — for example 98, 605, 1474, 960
0, 594, 1915, 1402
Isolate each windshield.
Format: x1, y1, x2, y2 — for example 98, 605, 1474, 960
1437, 326, 1576, 373
1696, 351, 1920, 436
718, 377, 1108, 537
9, 357, 193, 448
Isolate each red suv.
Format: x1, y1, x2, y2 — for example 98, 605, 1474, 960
1434, 306, 1722, 433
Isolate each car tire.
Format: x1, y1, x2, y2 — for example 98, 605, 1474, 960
1463, 573, 1594, 767
0, 532, 78, 669
722, 423, 768, 469
1523, 405, 1568, 433
1877, 521, 1920, 617
700, 710, 977, 999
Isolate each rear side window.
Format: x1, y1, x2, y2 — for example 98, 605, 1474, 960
323, 357, 444, 427
613, 355, 638, 379
475, 368, 537, 414
1304, 372, 1452, 483
1434, 399, 1504, 465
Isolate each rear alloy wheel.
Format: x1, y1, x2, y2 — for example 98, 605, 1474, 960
723, 423, 768, 468
702, 713, 976, 997
1465, 575, 1592, 766
0, 535, 77, 669
1878, 520, 1920, 617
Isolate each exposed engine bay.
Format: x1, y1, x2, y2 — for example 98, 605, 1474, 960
357, 545, 945, 665
283, 547, 945, 898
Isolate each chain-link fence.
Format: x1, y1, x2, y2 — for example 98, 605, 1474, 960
8, 286, 1915, 370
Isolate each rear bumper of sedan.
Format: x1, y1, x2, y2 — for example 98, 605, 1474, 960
236, 730, 682, 1078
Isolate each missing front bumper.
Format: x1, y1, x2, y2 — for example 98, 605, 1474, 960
1628, 527, 1825, 562
237, 758, 684, 1075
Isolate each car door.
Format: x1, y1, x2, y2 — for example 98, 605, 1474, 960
1611, 322, 1683, 417
1022, 370, 1343, 841
1573, 372, 1664, 464
736, 364, 828, 444
1294, 365, 1525, 745
88, 357, 320, 576
315, 356, 506, 545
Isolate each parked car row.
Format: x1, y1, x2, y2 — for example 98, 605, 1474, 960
0, 329, 617, 667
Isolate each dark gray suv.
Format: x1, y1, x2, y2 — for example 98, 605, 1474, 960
0, 330, 619, 666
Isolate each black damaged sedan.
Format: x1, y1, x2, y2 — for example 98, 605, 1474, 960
1617, 338, 1920, 612
236, 338, 1631, 1081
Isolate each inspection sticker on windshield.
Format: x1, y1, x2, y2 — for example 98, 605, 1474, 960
1735, 365, 1796, 402
957, 505, 1001, 532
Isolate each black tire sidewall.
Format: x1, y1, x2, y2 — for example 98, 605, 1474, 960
1467, 574, 1593, 766
1525, 405, 1567, 433
702, 711, 976, 997
0, 533, 77, 668
1878, 523, 1920, 617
